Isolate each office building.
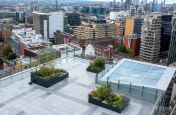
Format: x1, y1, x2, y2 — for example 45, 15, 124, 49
66, 13, 80, 27
160, 15, 172, 52
54, 31, 74, 45
125, 0, 132, 10
80, 6, 107, 15
16, 12, 25, 23
125, 16, 143, 36
167, 16, 176, 65
109, 11, 128, 20
114, 18, 126, 37
139, 14, 161, 62
129, 4, 150, 17
132, 0, 139, 5
74, 23, 116, 40
33, 12, 67, 40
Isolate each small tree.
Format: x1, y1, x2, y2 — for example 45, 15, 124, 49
92, 85, 111, 101
117, 45, 127, 53
2, 45, 12, 57
127, 48, 135, 57
94, 56, 106, 68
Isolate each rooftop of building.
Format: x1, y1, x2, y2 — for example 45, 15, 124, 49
0, 57, 155, 115
11, 27, 51, 49
33, 11, 65, 16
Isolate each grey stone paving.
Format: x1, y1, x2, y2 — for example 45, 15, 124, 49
0, 57, 154, 115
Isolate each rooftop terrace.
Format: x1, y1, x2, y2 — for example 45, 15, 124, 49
0, 57, 154, 115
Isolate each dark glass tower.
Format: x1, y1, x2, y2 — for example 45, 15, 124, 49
167, 17, 176, 65
160, 15, 172, 52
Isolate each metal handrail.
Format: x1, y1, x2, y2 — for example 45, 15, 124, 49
150, 95, 162, 115
170, 104, 176, 115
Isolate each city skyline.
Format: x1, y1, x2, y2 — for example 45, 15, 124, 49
92, 0, 175, 4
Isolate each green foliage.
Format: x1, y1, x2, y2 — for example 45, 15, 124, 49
90, 85, 127, 110
127, 48, 135, 57
94, 56, 106, 68
106, 94, 125, 110
89, 56, 106, 70
2, 45, 13, 57
31, 66, 67, 80
117, 45, 135, 57
117, 45, 127, 53
91, 85, 111, 101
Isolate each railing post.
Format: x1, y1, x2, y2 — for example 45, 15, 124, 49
129, 82, 132, 94
20, 59, 23, 71
74, 48, 75, 57
117, 80, 120, 90
30, 57, 31, 68
155, 90, 158, 101
107, 77, 109, 85
95, 73, 98, 84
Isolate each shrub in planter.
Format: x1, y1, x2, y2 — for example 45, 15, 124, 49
31, 66, 68, 87
87, 56, 106, 73
105, 94, 126, 110
31, 66, 67, 80
94, 56, 106, 68
88, 85, 129, 113
90, 85, 111, 101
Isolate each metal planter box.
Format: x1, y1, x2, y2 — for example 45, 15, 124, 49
31, 73, 69, 88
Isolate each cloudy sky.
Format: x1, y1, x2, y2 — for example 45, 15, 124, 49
92, 0, 175, 4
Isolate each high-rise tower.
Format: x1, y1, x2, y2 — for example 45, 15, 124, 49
139, 14, 161, 62
167, 16, 176, 65
55, 0, 58, 11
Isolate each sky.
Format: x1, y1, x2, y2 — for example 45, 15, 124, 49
92, 0, 175, 4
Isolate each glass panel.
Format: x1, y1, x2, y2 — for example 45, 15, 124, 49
145, 72, 162, 80
130, 85, 143, 98
120, 60, 136, 68
128, 69, 146, 78
142, 79, 158, 85
133, 63, 152, 71
151, 67, 166, 73
113, 66, 131, 75
109, 73, 123, 81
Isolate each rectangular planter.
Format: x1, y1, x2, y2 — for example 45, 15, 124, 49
87, 66, 105, 73
31, 73, 69, 88
88, 94, 102, 106
88, 95, 128, 113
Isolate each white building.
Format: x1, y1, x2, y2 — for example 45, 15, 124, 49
109, 11, 128, 20
46, 13, 65, 38
33, 11, 66, 39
